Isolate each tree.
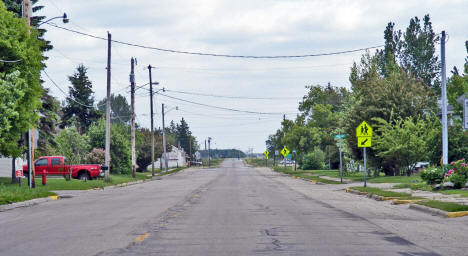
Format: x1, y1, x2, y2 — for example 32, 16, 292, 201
135, 127, 163, 172
4, 0, 52, 53
344, 53, 435, 175
56, 127, 90, 165
36, 88, 60, 156
97, 94, 131, 125
373, 115, 438, 176
0, 2, 43, 157
176, 118, 196, 156
5, 1, 63, 161
87, 119, 131, 174
61, 65, 101, 134
377, 15, 440, 90
399, 15, 440, 90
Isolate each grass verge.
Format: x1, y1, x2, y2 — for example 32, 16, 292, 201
272, 166, 342, 184
349, 186, 415, 199
416, 200, 468, 212
0, 171, 154, 205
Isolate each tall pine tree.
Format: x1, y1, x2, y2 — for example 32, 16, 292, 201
61, 65, 101, 134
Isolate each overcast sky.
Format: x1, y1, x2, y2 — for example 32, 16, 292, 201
37, 0, 468, 153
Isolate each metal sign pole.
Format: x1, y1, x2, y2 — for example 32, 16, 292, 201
363, 147, 367, 187
339, 137, 343, 183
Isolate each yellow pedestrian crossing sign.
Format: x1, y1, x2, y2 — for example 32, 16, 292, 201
264, 150, 269, 159
280, 147, 290, 157
356, 121, 372, 137
356, 121, 372, 148
358, 137, 372, 147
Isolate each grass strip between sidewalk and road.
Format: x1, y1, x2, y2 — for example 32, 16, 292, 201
416, 200, 468, 212
272, 166, 342, 184
0, 169, 181, 205
349, 186, 417, 199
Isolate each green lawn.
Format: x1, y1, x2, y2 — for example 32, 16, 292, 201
349, 186, 414, 199
304, 169, 421, 184
0, 170, 160, 205
437, 189, 468, 198
416, 200, 468, 212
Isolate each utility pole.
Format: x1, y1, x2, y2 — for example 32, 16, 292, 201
162, 104, 168, 173
441, 31, 448, 165
208, 137, 212, 167
148, 65, 155, 176
104, 31, 112, 181
130, 58, 136, 178
204, 139, 207, 165
23, 0, 35, 188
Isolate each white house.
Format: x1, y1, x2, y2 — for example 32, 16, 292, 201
150, 145, 187, 169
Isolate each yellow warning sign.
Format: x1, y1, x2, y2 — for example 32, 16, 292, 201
358, 137, 372, 148
356, 121, 373, 137
280, 147, 290, 157
264, 150, 269, 159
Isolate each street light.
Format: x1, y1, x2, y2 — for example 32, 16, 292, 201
37, 13, 68, 26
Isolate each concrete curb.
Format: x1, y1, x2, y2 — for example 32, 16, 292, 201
409, 203, 448, 217
409, 203, 468, 218
0, 195, 66, 212
392, 199, 420, 205
345, 188, 468, 218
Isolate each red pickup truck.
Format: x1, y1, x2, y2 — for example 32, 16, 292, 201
23, 156, 104, 180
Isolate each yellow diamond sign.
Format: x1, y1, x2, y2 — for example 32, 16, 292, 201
280, 147, 290, 157
264, 150, 269, 159
356, 121, 372, 137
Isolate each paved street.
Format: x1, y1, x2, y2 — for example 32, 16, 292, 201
2, 159, 468, 255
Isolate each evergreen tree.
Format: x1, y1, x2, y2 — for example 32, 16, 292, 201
177, 118, 192, 154
61, 65, 101, 134
36, 88, 60, 156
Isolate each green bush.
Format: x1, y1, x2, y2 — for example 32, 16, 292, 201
302, 148, 325, 170
87, 119, 131, 174
446, 159, 468, 188
420, 166, 444, 185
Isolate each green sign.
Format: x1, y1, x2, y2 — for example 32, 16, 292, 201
334, 134, 346, 139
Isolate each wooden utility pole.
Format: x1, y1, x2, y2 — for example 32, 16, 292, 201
148, 65, 155, 177
105, 32, 112, 181
23, 0, 35, 188
162, 104, 168, 172
130, 58, 136, 178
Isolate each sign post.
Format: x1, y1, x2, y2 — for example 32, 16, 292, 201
334, 134, 346, 183
356, 121, 372, 187
292, 150, 297, 171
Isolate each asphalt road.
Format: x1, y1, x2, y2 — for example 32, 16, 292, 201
0, 159, 443, 255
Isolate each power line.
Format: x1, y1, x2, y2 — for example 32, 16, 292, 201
43, 70, 104, 108
164, 89, 301, 100
0, 59, 22, 63
46, 23, 383, 59
157, 93, 298, 115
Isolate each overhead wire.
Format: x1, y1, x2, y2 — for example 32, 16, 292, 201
45, 23, 383, 59
43, 70, 98, 108
0, 59, 22, 63
164, 89, 301, 100
157, 93, 298, 115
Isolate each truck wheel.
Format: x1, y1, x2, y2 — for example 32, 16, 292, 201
79, 172, 90, 181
